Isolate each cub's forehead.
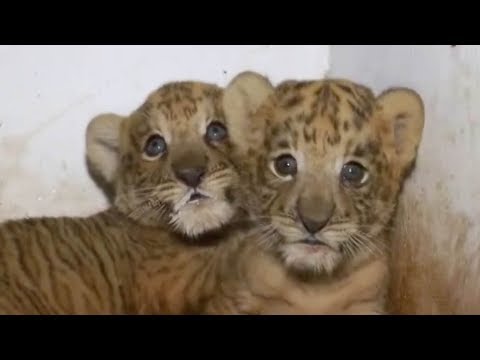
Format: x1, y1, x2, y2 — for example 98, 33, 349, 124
273, 79, 376, 120
151, 81, 223, 105
263, 79, 378, 146
128, 82, 225, 139
148, 82, 224, 121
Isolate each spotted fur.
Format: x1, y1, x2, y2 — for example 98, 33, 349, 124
125, 75, 426, 315
211, 77, 426, 313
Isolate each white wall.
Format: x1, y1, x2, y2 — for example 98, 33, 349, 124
329, 45, 480, 313
0, 45, 329, 221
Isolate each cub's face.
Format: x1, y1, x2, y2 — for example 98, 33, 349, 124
251, 80, 424, 276
117, 83, 239, 238
87, 74, 274, 240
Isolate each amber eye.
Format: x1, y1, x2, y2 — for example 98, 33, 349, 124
273, 154, 297, 177
144, 134, 167, 158
206, 121, 228, 142
340, 162, 369, 186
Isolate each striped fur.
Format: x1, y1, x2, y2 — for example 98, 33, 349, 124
0, 210, 135, 314
0, 210, 385, 314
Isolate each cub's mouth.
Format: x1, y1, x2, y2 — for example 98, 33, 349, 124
188, 192, 208, 203
300, 238, 327, 246
168, 187, 237, 239
174, 189, 213, 212
296, 236, 335, 252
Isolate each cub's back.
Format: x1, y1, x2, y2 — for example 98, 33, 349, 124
0, 210, 136, 314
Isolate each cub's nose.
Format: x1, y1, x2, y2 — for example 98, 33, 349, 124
174, 167, 206, 188
298, 213, 329, 234
297, 194, 334, 234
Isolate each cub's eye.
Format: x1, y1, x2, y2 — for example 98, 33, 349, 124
143, 134, 167, 158
273, 154, 297, 177
340, 162, 369, 187
206, 121, 228, 142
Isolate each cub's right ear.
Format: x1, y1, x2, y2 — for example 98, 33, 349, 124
223, 71, 274, 117
375, 88, 425, 178
86, 113, 125, 184
223, 71, 274, 153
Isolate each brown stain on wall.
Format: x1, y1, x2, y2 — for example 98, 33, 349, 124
387, 191, 478, 314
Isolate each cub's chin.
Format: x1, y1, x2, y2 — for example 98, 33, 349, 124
279, 241, 344, 277
169, 197, 236, 239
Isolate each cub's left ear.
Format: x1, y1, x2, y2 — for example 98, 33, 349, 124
86, 113, 125, 185
376, 88, 425, 174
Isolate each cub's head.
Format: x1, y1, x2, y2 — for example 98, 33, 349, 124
250, 79, 424, 276
86, 75, 273, 239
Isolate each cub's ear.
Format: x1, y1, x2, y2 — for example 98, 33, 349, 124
223, 71, 274, 152
376, 87, 425, 176
86, 113, 125, 184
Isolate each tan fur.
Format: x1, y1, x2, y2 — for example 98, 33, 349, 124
132, 224, 388, 314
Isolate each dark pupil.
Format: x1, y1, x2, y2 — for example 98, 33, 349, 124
207, 122, 227, 141
343, 163, 364, 182
145, 135, 165, 157
275, 155, 297, 176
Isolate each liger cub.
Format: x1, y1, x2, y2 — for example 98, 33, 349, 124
87, 78, 261, 240
0, 73, 270, 314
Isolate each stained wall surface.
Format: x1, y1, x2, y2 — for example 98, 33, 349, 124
0, 45, 329, 221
